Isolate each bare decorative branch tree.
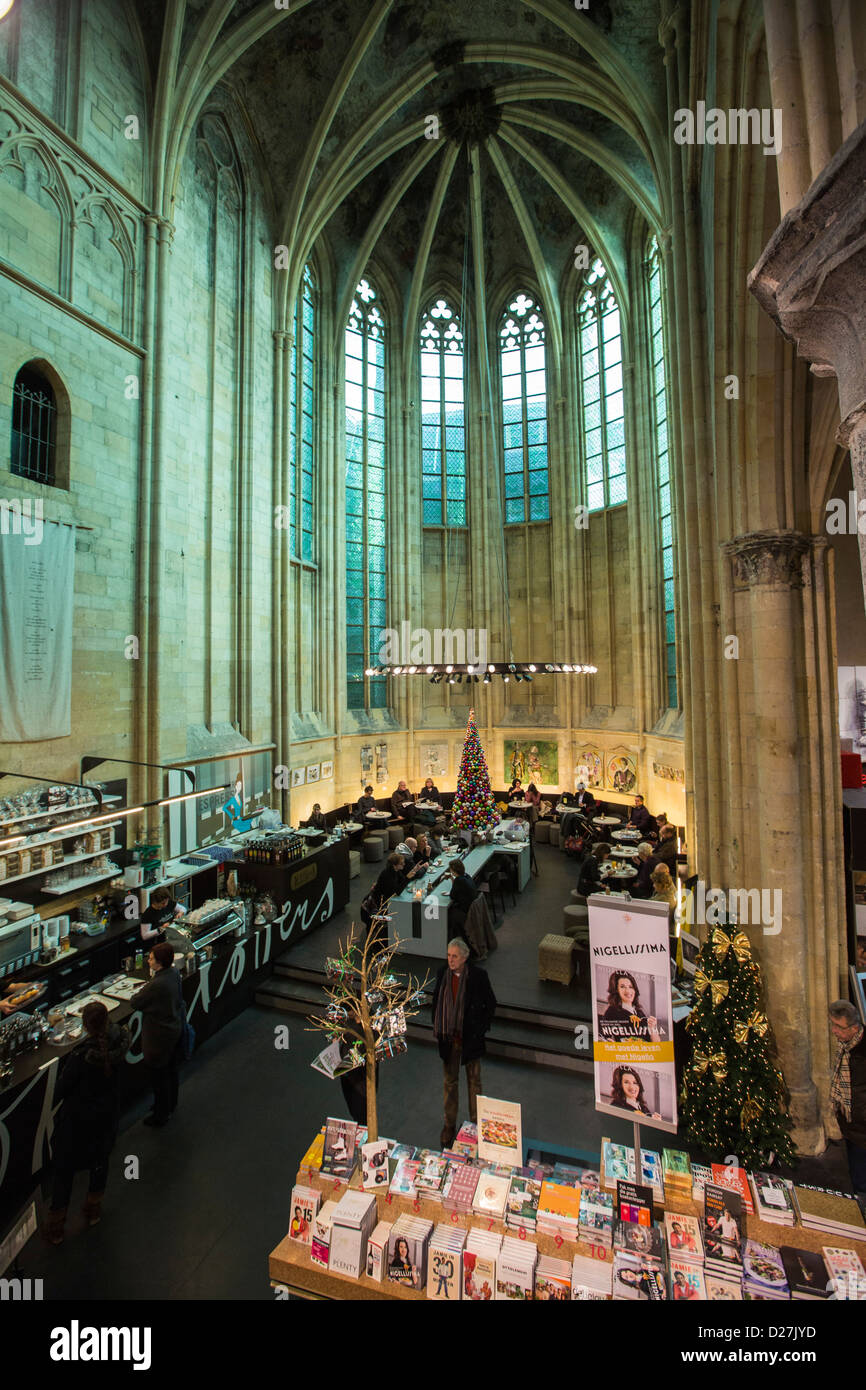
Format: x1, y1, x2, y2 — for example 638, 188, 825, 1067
307, 914, 431, 1141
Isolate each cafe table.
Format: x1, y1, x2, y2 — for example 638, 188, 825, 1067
593, 815, 622, 827
611, 827, 641, 842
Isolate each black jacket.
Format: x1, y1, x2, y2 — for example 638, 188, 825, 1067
372, 863, 408, 908
432, 962, 497, 1064
632, 854, 659, 898
655, 835, 678, 868
356, 795, 376, 817
576, 852, 601, 898
836, 1032, 866, 1147
449, 873, 480, 914
629, 805, 656, 836
134, 966, 183, 1066
52, 1022, 129, 1168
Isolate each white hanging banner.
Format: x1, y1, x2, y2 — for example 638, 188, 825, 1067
0, 522, 74, 741
587, 895, 678, 1135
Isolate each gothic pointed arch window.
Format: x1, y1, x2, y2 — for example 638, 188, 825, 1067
289, 263, 316, 564
578, 258, 627, 511
420, 296, 467, 527
345, 277, 387, 711
646, 235, 678, 708
499, 292, 550, 523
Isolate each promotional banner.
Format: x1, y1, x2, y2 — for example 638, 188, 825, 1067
588, 896, 677, 1134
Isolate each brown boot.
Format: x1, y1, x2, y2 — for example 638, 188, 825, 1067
83, 1191, 104, 1227
43, 1207, 67, 1245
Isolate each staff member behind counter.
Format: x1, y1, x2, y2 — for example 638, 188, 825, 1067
140, 886, 186, 946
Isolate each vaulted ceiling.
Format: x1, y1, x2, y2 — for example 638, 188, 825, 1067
134, 0, 672, 326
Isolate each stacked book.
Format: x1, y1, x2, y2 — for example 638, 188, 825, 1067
442, 1160, 479, 1215
472, 1169, 511, 1222
710, 1163, 755, 1214
534, 1254, 573, 1300
690, 1163, 712, 1202
288, 1183, 321, 1245
601, 1139, 635, 1191
749, 1171, 795, 1226
299, 1128, 325, 1173
310, 1199, 339, 1269
496, 1235, 538, 1299
536, 1179, 581, 1241
389, 1158, 421, 1198
426, 1224, 467, 1300
571, 1252, 613, 1300
791, 1185, 866, 1242
505, 1175, 541, 1232
663, 1211, 704, 1266
452, 1121, 478, 1158
612, 1250, 668, 1300
823, 1245, 866, 1300
463, 1228, 502, 1300
614, 1219, 664, 1261
640, 1150, 665, 1204
365, 1220, 392, 1282
742, 1240, 789, 1300
414, 1152, 449, 1204
578, 1187, 614, 1249
328, 1190, 379, 1280
703, 1183, 744, 1291
320, 1117, 360, 1182
779, 1246, 832, 1300
669, 1259, 707, 1300
661, 1148, 692, 1203
386, 1212, 433, 1292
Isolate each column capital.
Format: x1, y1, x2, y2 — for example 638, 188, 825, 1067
748, 120, 866, 443
723, 530, 811, 589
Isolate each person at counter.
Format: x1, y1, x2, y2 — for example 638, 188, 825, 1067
140, 886, 185, 946
135, 941, 183, 1128
446, 859, 480, 937
363, 851, 423, 940
391, 781, 414, 821
43, 1000, 129, 1245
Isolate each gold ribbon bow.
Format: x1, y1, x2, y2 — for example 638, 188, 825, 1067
712, 927, 752, 964
732, 1010, 769, 1048
694, 970, 730, 1007
692, 1050, 728, 1082
740, 1093, 764, 1127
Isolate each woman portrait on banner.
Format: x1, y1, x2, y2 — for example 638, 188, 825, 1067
222, 770, 261, 834
510, 743, 526, 786
599, 970, 661, 1041
608, 1065, 662, 1120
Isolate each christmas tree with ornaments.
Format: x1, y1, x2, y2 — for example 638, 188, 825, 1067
450, 709, 500, 834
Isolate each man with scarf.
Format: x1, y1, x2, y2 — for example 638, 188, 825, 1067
829, 999, 866, 1197
432, 938, 497, 1148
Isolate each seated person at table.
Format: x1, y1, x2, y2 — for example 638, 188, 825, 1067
651, 864, 678, 928
447, 859, 480, 936
576, 783, 597, 814
525, 784, 541, 808
560, 783, 595, 841
631, 843, 660, 898
305, 803, 326, 830
504, 815, 529, 842
628, 795, 656, 838
391, 781, 414, 821
355, 785, 377, 819
364, 852, 422, 932
413, 832, 438, 865
507, 778, 524, 799
576, 842, 610, 899
654, 824, 678, 869
420, 778, 442, 806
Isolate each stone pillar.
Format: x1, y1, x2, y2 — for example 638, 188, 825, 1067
749, 118, 866, 598
724, 530, 824, 1153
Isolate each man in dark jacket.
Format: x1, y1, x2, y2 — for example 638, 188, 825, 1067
432, 939, 497, 1147
134, 941, 184, 1127
628, 795, 657, 837
631, 843, 660, 898
655, 824, 678, 869
829, 1000, 866, 1198
446, 859, 480, 938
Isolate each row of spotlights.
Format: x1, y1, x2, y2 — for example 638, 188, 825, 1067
363, 663, 598, 677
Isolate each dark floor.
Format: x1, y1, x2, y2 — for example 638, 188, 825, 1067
14, 839, 853, 1300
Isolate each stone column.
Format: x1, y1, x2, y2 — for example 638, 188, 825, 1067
724, 530, 824, 1154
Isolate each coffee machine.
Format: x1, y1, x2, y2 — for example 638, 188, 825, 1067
40, 915, 67, 963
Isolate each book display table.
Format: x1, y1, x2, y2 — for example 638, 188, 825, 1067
268, 1155, 866, 1301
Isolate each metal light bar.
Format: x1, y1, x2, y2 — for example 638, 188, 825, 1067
157, 785, 230, 808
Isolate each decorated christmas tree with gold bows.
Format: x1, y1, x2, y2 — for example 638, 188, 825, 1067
678, 926, 796, 1166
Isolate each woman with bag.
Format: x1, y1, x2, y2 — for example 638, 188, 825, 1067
134, 941, 184, 1128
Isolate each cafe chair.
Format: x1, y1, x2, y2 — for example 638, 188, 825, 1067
534, 820, 550, 844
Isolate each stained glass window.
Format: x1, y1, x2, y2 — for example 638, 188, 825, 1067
420, 297, 466, 527
499, 292, 550, 523
647, 236, 677, 708
289, 263, 316, 561
346, 277, 387, 710
578, 258, 627, 511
